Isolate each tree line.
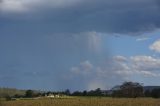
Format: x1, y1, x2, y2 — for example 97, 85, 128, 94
23, 82, 160, 98
0, 81, 160, 100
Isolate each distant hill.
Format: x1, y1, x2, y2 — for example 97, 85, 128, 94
143, 86, 160, 91
0, 88, 26, 97
106, 85, 160, 95
110, 86, 160, 92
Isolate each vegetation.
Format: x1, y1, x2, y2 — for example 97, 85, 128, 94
1, 97, 160, 106
25, 90, 34, 98
0, 81, 160, 106
1, 82, 160, 100
112, 82, 143, 98
72, 88, 105, 96
0, 88, 25, 98
144, 88, 160, 98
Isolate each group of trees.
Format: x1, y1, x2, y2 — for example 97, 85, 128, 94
24, 88, 106, 98
70, 82, 145, 98
112, 82, 143, 98
20, 82, 160, 98
1, 82, 160, 99
72, 88, 105, 96
23, 89, 72, 98
111, 82, 160, 98
13, 88, 105, 98
14, 85, 160, 98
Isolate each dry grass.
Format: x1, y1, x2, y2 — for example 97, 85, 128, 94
1, 97, 160, 106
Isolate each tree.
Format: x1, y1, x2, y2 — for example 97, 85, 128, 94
72, 91, 83, 96
82, 90, 87, 96
64, 89, 70, 96
25, 90, 34, 98
94, 88, 102, 96
87, 88, 103, 96
121, 82, 144, 98
120, 82, 143, 98
112, 82, 143, 98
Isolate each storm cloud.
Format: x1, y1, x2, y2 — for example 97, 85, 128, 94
0, 0, 160, 34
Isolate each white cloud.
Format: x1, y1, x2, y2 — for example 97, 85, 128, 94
112, 55, 160, 77
69, 54, 160, 90
136, 37, 150, 41
80, 60, 93, 71
0, 0, 37, 13
111, 57, 133, 78
129, 56, 160, 77
150, 39, 160, 53
113, 55, 127, 62
131, 56, 160, 71
70, 55, 160, 88
137, 71, 158, 77
0, 0, 82, 13
70, 60, 93, 75
70, 67, 80, 74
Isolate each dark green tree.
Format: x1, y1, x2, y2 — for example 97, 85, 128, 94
72, 91, 83, 96
64, 89, 70, 95
112, 82, 143, 98
25, 90, 34, 98
82, 90, 87, 96
120, 82, 143, 98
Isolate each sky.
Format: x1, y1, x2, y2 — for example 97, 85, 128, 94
0, 0, 160, 91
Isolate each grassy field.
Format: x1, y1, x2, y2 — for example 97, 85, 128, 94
1, 97, 160, 106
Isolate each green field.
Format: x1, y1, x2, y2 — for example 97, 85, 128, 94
1, 97, 160, 106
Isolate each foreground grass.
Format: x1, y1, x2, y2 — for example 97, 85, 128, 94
1, 97, 160, 106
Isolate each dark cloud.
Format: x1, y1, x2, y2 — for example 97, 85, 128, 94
1, 0, 160, 34
52, 0, 160, 34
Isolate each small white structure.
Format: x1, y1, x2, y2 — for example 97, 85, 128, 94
55, 94, 60, 98
46, 94, 62, 98
47, 95, 55, 98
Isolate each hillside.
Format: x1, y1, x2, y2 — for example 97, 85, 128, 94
143, 86, 160, 91
0, 88, 25, 97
